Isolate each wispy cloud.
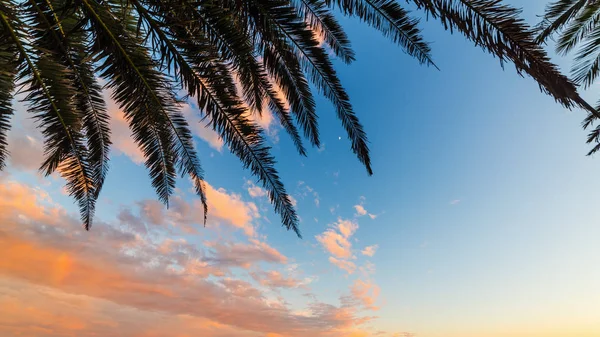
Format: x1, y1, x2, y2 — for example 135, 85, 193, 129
0, 177, 380, 337
354, 197, 378, 219
361, 245, 379, 257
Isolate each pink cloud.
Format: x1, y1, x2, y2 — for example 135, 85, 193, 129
329, 257, 356, 274
205, 239, 287, 268
6, 134, 43, 171
119, 181, 260, 236
316, 229, 353, 259
354, 204, 367, 216
345, 279, 380, 311
317, 219, 360, 273
246, 180, 267, 198
361, 245, 378, 257
108, 107, 145, 164
251, 270, 309, 289
0, 177, 382, 337
337, 219, 358, 238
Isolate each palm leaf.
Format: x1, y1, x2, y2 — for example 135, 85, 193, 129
294, 0, 355, 64
411, 0, 598, 117
0, 2, 18, 170
28, 0, 112, 199
326, 0, 436, 68
252, 0, 372, 174
138, 0, 301, 234
2, 4, 97, 228
534, 0, 589, 44
82, 0, 178, 205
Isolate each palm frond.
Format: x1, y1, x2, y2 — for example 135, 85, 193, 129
262, 38, 320, 148
170, 10, 301, 235
411, 0, 598, 117
135, 0, 302, 231
252, 0, 372, 174
267, 86, 308, 156
82, 0, 178, 205
534, 0, 588, 44
29, 0, 112, 199
2, 4, 97, 228
0, 2, 18, 170
326, 0, 436, 67
555, 2, 600, 55
293, 0, 355, 64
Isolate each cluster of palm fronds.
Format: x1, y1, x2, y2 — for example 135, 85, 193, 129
535, 0, 600, 154
0, 0, 595, 235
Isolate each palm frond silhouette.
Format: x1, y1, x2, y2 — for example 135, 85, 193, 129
0, 0, 594, 235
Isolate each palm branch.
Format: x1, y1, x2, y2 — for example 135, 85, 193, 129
534, 1, 600, 154
0, 0, 594, 236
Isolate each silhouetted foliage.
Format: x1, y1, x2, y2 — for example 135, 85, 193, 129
0, 0, 594, 235
535, 0, 600, 154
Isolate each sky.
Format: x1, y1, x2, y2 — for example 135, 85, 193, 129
2, 1, 600, 336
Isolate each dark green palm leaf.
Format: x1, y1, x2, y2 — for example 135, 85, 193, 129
252, 0, 372, 174
1, 0, 596, 236
0, 2, 18, 171
82, 0, 179, 205
2, 3, 97, 228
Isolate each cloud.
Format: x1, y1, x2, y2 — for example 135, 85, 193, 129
251, 270, 311, 289
204, 184, 260, 236
354, 200, 377, 219
296, 181, 320, 208
290, 195, 298, 207
108, 105, 145, 164
131, 182, 260, 236
6, 134, 43, 171
345, 279, 380, 311
450, 199, 461, 205
247, 180, 267, 198
316, 219, 362, 275
316, 219, 357, 259
205, 239, 287, 268
328, 257, 356, 274
354, 205, 367, 217
0, 177, 383, 337
361, 245, 378, 257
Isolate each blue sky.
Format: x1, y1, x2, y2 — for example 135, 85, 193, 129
1, 1, 599, 336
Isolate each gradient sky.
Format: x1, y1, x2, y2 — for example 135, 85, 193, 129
2, 1, 600, 336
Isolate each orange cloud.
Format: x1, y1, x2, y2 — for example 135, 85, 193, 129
0, 178, 379, 337
348, 279, 380, 311
246, 180, 267, 198
354, 204, 367, 216
329, 257, 356, 274
117, 181, 259, 236
6, 133, 44, 171
361, 245, 378, 257
316, 219, 357, 259
109, 107, 145, 164
251, 270, 310, 289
